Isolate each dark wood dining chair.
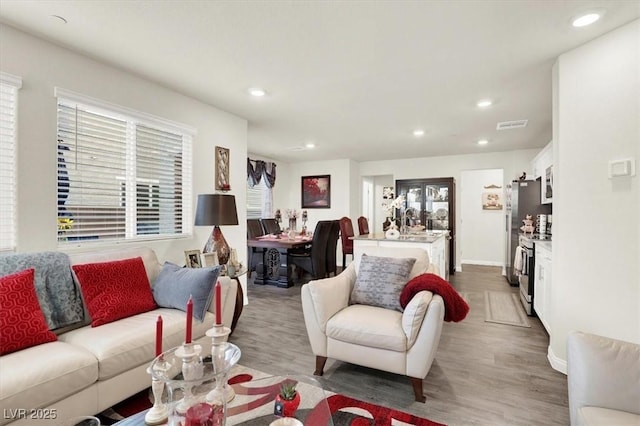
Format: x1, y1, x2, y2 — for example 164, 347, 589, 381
260, 218, 281, 235
339, 217, 354, 269
289, 220, 332, 280
325, 220, 340, 277
357, 216, 369, 236
247, 219, 265, 278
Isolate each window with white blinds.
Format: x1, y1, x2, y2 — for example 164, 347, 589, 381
246, 179, 266, 219
55, 88, 194, 245
0, 73, 22, 252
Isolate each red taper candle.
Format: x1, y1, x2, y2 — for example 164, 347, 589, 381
215, 280, 222, 325
155, 315, 163, 356
185, 295, 193, 344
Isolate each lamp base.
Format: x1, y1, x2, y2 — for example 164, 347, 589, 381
204, 226, 230, 266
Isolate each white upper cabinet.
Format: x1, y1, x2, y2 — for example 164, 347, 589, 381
531, 141, 553, 204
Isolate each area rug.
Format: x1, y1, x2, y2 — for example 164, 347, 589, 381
99, 364, 445, 425
484, 291, 531, 328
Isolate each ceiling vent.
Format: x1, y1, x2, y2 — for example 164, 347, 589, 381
496, 119, 528, 130
287, 146, 306, 151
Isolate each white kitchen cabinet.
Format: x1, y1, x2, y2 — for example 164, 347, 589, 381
534, 242, 552, 333
531, 141, 553, 204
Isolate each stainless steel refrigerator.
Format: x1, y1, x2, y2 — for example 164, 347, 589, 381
505, 179, 552, 284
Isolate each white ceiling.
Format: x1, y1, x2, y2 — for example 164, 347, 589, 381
1, 1, 638, 162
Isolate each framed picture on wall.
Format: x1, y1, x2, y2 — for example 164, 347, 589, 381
301, 175, 331, 208
482, 191, 503, 210
215, 146, 230, 191
382, 186, 394, 199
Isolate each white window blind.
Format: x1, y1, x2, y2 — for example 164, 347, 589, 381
55, 88, 194, 245
246, 179, 265, 219
0, 73, 22, 252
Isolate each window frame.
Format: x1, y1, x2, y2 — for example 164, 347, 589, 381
0, 72, 22, 252
55, 88, 196, 247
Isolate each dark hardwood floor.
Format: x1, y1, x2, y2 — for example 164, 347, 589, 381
229, 265, 569, 425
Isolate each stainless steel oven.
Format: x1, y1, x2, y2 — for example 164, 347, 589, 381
518, 235, 535, 316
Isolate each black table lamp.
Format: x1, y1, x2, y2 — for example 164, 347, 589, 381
194, 194, 238, 265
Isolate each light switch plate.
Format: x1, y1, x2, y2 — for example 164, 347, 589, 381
608, 158, 636, 178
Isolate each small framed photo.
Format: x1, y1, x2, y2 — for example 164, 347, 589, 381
202, 252, 219, 267
185, 249, 202, 268
301, 175, 331, 208
215, 146, 230, 191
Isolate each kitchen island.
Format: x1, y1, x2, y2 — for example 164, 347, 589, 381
352, 232, 447, 279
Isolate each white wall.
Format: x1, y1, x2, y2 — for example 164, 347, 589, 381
281, 159, 357, 267
374, 175, 395, 234
1, 24, 248, 271
460, 169, 505, 267
282, 159, 353, 228
549, 20, 639, 369
359, 149, 537, 270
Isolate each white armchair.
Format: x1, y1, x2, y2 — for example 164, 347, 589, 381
567, 331, 640, 426
301, 246, 444, 402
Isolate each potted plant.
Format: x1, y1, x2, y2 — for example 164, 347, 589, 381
274, 381, 300, 417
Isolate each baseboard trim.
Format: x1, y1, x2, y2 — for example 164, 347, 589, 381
460, 260, 504, 267
548, 345, 567, 375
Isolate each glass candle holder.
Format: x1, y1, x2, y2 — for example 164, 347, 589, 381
149, 343, 241, 426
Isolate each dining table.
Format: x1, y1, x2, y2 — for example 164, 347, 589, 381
247, 234, 312, 287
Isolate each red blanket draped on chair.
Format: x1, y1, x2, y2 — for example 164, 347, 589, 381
399, 273, 469, 322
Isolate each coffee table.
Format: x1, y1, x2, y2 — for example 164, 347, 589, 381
113, 373, 334, 425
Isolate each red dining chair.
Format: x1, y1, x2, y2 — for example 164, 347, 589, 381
339, 217, 354, 269
357, 216, 369, 236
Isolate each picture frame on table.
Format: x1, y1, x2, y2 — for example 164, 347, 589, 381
184, 249, 202, 268
215, 146, 230, 191
301, 175, 331, 208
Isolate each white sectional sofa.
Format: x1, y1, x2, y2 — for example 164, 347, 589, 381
0, 246, 240, 425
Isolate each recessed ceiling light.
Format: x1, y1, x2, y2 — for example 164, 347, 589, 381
248, 88, 266, 97
571, 11, 604, 28
413, 129, 425, 137
477, 99, 492, 108
305, 143, 315, 149
477, 139, 489, 146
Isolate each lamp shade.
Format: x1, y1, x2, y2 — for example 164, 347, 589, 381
194, 194, 239, 226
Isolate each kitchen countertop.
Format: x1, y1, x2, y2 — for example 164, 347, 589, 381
352, 232, 446, 243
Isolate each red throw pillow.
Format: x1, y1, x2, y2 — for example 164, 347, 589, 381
0, 269, 57, 355
73, 257, 157, 327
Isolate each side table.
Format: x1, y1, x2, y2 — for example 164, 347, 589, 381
222, 267, 247, 334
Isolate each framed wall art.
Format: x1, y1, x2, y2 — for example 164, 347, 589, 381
215, 146, 230, 191
482, 184, 503, 210
301, 175, 331, 208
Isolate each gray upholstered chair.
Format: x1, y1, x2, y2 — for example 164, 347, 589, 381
247, 219, 265, 278
260, 218, 281, 235
567, 331, 640, 426
325, 220, 340, 277
289, 220, 332, 280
